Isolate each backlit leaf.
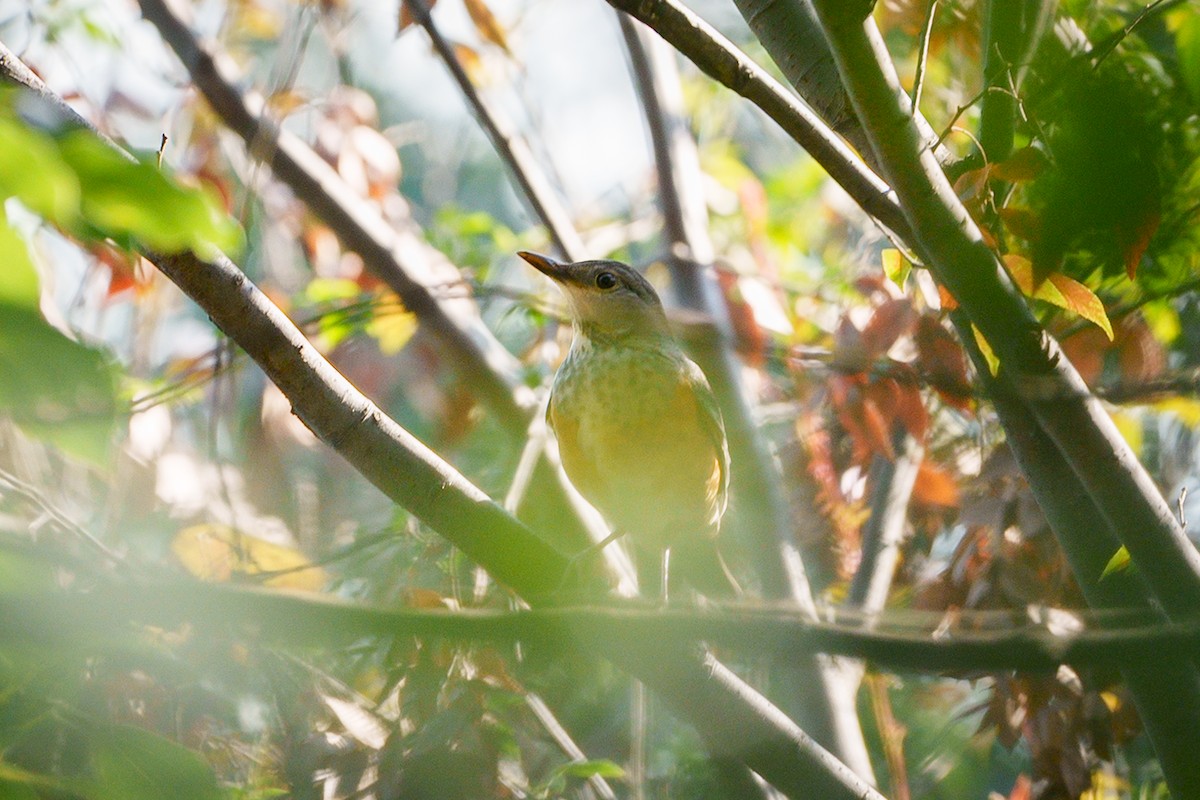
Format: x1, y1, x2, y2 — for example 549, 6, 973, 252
463, 0, 510, 54
1100, 546, 1131, 579
172, 524, 328, 591
881, 248, 911, 288
972, 325, 999, 376
990, 146, 1048, 182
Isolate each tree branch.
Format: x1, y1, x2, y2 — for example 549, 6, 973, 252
14, 580, 1200, 674
602, 0, 911, 242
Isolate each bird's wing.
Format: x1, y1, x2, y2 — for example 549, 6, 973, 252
683, 360, 730, 524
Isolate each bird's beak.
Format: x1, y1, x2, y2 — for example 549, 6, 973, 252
518, 251, 571, 283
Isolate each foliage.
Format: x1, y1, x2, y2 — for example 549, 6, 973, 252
1, 0, 1199, 799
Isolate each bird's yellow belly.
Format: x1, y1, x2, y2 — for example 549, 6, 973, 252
551, 348, 720, 550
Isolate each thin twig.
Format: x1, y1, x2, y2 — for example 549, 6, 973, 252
909, 0, 938, 114
402, 0, 587, 262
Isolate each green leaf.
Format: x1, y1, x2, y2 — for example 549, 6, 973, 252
57, 131, 243, 259
1172, 9, 1200, 105
971, 325, 1000, 377
555, 759, 625, 780
0, 214, 120, 464
0, 115, 81, 224
89, 725, 222, 800
1101, 546, 1132, 580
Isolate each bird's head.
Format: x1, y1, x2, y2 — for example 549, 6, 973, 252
518, 251, 669, 341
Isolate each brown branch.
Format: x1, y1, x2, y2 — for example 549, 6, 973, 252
18, 580, 1200, 674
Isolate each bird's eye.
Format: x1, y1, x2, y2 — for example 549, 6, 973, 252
595, 272, 618, 290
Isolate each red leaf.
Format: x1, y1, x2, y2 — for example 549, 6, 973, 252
861, 297, 916, 358
1118, 209, 1159, 280
915, 317, 972, 408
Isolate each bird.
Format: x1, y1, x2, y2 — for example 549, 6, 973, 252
518, 251, 738, 601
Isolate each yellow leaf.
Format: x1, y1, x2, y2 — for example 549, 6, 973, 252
1152, 397, 1200, 427
367, 292, 417, 354
881, 248, 911, 289
1048, 273, 1113, 340
463, 0, 510, 54
1100, 546, 1131, 580
172, 524, 327, 591
1004, 255, 1113, 339
972, 324, 999, 376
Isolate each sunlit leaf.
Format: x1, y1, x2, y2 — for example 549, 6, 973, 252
1048, 274, 1113, 340
1004, 255, 1112, 338
0, 213, 119, 464
881, 248, 911, 289
0, 114, 80, 223
1110, 411, 1143, 456
1101, 545, 1131, 578
367, 292, 417, 355
1152, 397, 1200, 427
972, 325, 999, 376
463, 0, 510, 54
171, 524, 328, 590
57, 131, 244, 259
555, 759, 625, 779
1171, 8, 1200, 105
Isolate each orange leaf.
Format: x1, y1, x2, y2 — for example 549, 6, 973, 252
953, 166, 991, 200
464, 0, 510, 53
915, 317, 972, 408
990, 146, 1048, 182
912, 460, 960, 508
937, 283, 959, 310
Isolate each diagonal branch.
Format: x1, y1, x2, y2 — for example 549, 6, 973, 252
604, 0, 910, 242
137, 0, 532, 436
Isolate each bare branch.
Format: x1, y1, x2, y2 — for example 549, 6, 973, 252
402, 0, 588, 262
